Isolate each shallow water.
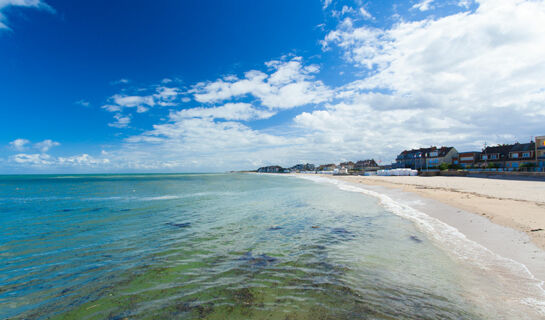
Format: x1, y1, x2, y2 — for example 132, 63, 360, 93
0, 173, 542, 319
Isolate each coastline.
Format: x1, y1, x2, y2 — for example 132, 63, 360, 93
329, 175, 545, 251
290, 173, 545, 316
290, 173, 545, 279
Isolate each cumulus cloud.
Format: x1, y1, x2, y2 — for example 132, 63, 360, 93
104, 86, 180, 114
314, 0, 545, 154
108, 113, 131, 128
101, 84, 181, 128
34, 139, 60, 152
172, 103, 276, 121
191, 57, 332, 109
8, 0, 545, 172
412, 0, 435, 11
57, 154, 110, 166
11, 153, 52, 165
9, 138, 59, 153
0, 0, 54, 30
9, 153, 109, 169
9, 138, 30, 151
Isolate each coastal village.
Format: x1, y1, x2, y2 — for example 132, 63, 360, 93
257, 135, 545, 175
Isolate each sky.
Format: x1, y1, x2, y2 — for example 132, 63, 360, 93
1, 0, 544, 173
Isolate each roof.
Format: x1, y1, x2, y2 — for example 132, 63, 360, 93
510, 142, 535, 152
482, 144, 513, 155
397, 146, 455, 159
355, 159, 377, 165
432, 147, 455, 158
459, 151, 481, 154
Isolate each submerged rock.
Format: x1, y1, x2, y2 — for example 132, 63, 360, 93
331, 227, 350, 234
238, 251, 278, 267
166, 222, 191, 228
410, 235, 423, 243
268, 226, 283, 231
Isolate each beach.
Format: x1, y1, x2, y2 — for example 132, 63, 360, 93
327, 175, 545, 250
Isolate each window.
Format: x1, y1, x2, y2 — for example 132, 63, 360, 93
523, 152, 530, 158
482, 155, 488, 160
429, 151, 438, 157
511, 153, 519, 159
490, 154, 498, 159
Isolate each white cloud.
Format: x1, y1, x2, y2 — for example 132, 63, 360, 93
322, 0, 332, 10
103, 86, 180, 114
412, 0, 435, 11
57, 154, 110, 166
108, 113, 131, 128
9, 152, 109, 168
341, 5, 354, 15
112, 94, 155, 108
34, 139, 60, 152
458, 0, 473, 8
360, 7, 373, 19
75, 99, 90, 107
8, 0, 545, 172
110, 78, 129, 85
101, 84, 181, 128
310, 0, 545, 157
172, 103, 275, 121
191, 57, 332, 109
11, 153, 52, 165
0, 0, 53, 29
9, 138, 60, 153
9, 138, 30, 151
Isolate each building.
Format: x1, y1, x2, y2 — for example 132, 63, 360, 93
505, 142, 535, 169
339, 161, 355, 170
394, 148, 432, 169
394, 147, 457, 169
479, 144, 512, 168
354, 159, 379, 171
537, 136, 545, 171
290, 163, 315, 172
455, 151, 481, 168
257, 166, 284, 173
317, 164, 336, 171
425, 147, 458, 168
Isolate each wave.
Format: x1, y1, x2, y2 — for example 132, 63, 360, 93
294, 174, 545, 316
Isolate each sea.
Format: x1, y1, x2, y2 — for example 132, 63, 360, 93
0, 173, 544, 319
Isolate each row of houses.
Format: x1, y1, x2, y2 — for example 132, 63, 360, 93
257, 135, 545, 174
393, 135, 545, 171
257, 159, 380, 174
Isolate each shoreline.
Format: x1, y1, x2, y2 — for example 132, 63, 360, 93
290, 173, 545, 316
288, 173, 545, 279
329, 175, 545, 250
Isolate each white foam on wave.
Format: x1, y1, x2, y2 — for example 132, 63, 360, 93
83, 191, 241, 202
294, 174, 545, 316
140, 195, 181, 201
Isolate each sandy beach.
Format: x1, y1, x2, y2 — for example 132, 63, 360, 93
328, 175, 545, 250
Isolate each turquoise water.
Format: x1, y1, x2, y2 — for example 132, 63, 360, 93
0, 173, 526, 319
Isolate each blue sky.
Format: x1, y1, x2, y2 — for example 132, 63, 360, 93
1, 0, 544, 173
